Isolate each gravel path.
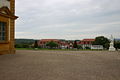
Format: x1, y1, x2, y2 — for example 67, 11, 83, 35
0, 50, 120, 80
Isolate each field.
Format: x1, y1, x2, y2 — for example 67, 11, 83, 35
0, 50, 120, 80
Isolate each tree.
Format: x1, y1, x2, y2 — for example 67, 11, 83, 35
15, 44, 30, 48
93, 36, 110, 49
73, 41, 78, 48
34, 40, 38, 48
15, 44, 23, 48
104, 43, 110, 49
22, 44, 29, 48
85, 46, 91, 50
77, 45, 83, 49
46, 41, 58, 49
114, 41, 120, 49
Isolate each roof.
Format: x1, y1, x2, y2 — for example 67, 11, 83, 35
82, 39, 95, 41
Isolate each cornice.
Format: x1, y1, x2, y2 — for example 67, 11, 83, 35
0, 7, 18, 19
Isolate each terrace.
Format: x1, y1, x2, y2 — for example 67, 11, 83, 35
0, 50, 120, 80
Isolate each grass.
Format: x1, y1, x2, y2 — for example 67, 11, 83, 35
16, 48, 105, 51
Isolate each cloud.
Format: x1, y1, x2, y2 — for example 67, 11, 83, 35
15, 0, 120, 39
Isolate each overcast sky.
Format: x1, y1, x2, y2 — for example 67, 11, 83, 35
15, 0, 120, 40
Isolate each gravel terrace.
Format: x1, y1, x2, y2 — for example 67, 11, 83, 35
0, 50, 120, 80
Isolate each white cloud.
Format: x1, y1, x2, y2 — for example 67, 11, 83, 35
15, 0, 120, 39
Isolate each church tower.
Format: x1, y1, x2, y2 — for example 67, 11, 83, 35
0, 0, 18, 54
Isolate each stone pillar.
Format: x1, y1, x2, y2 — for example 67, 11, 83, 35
9, 0, 16, 54
9, 19, 15, 54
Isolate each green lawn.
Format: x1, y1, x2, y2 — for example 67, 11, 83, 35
16, 48, 104, 51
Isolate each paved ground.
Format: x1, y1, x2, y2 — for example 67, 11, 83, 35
0, 50, 120, 80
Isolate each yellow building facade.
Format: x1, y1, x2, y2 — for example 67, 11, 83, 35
0, 0, 18, 54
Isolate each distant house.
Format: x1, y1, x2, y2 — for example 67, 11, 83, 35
38, 39, 61, 48
60, 41, 69, 49
37, 39, 74, 49
78, 39, 95, 49
37, 38, 104, 50
78, 39, 103, 49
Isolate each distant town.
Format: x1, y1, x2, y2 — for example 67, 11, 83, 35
15, 36, 120, 50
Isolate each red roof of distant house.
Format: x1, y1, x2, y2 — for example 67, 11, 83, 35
61, 42, 69, 46
38, 39, 61, 46
82, 39, 95, 41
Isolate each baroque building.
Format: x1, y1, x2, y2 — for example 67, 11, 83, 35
0, 0, 18, 54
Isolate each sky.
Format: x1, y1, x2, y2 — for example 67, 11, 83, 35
15, 0, 120, 40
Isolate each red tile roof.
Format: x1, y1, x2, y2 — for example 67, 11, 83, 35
82, 39, 95, 41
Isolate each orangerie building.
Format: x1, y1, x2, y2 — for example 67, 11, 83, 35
0, 0, 18, 54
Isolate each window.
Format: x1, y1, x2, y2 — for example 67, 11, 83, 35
0, 22, 7, 41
